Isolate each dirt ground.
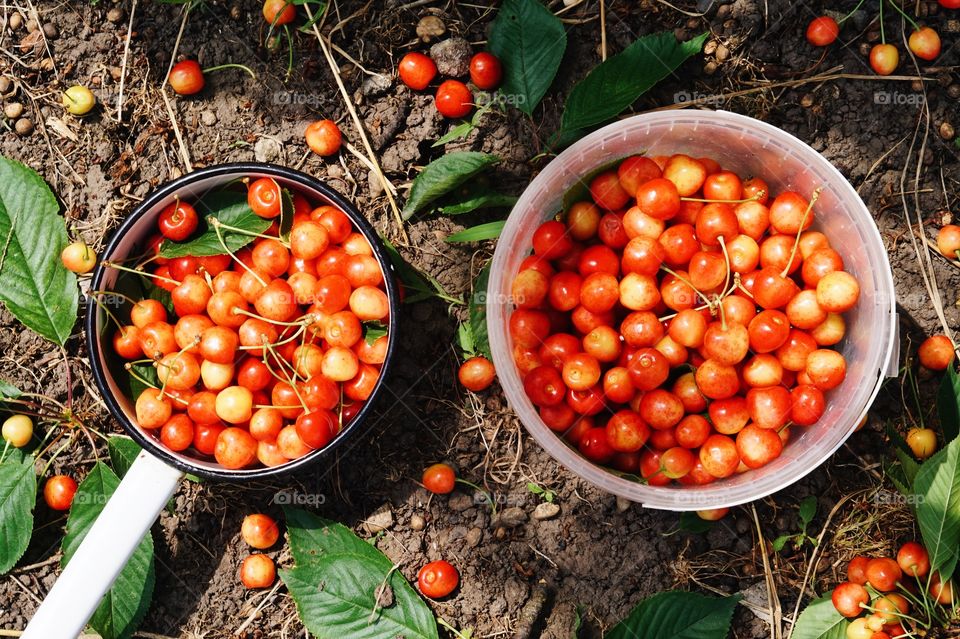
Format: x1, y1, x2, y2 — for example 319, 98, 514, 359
2, 0, 959, 637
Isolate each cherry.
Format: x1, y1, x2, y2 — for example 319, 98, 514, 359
617, 156, 662, 195
398, 52, 437, 91
241, 513, 280, 549
158, 201, 199, 241
639, 450, 671, 486
698, 434, 740, 478
2, 414, 33, 448
865, 557, 902, 592
582, 325, 621, 362
168, 60, 205, 96
695, 203, 738, 247
727, 235, 760, 273
908, 26, 941, 61
240, 554, 276, 589
627, 348, 669, 391
61, 242, 97, 274
805, 349, 847, 390
578, 244, 619, 276
602, 367, 635, 404
417, 560, 459, 599
619, 273, 660, 311
567, 202, 601, 241
703, 322, 749, 365
277, 425, 312, 459
816, 271, 860, 313
247, 178, 282, 219
734, 201, 770, 240
510, 309, 550, 349
752, 267, 798, 309
662, 155, 706, 196
675, 414, 711, 448
673, 372, 708, 413
806, 16, 840, 46
193, 423, 224, 456
435, 80, 473, 118
790, 384, 825, 426
215, 427, 258, 469
295, 409, 337, 449
524, 366, 565, 407
604, 409, 649, 452
694, 359, 740, 399
746, 386, 791, 430
906, 427, 937, 460
43, 475, 78, 511
305, 119, 342, 156
735, 423, 783, 469
832, 581, 869, 618
160, 414, 195, 451
566, 386, 606, 416
847, 555, 870, 585
870, 44, 899, 76
768, 191, 812, 235
748, 310, 790, 353
638, 389, 684, 430
708, 397, 749, 435
872, 593, 909, 624
139, 321, 177, 358
786, 290, 827, 330
896, 541, 930, 578
811, 313, 846, 346
262, 0, 295, 25
937, 224, 960, 258
249, 408, 284, 442
660, 447, 696, 478
458, 356, 496, 391
636, 178, 680, 219
113, 326, 144, 359
469, 52, 503, 90
703, 171, 743, 201
579, 426, 616, 462
918, 334, 955, 370
929, 572, 954, 604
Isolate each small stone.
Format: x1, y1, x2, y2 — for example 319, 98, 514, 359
703, 40, 718, 56
493, 526, 507, 540
615, 496, 632, 512
465, 527, 482, 547
800, 93, 815, 108
948, 84, 960, 99
715, 44, 730, 62
326, 164, 344, 179
533, 502, 560, 521
4, 102, 23, 119
360, 73, 392, 97
41, 22, 57, 39
364, 507, 394, 533
429, 37, 472, 77
38, 58, 54, 72
106, 7, 124, 23
230, 5, 242, 20
940, 122, 955, 141
0, 77, 10, 93
8, 13, 22, 30
716, 3, 730, 18
25, 18, 38, 33
201, 110, 217, 126
494, 506, 527, 528
14, 118, 33, 136
703, 60, 718, 75
368, 169, 384, 198
911, 79, 924, 93
254, 136, 282, 163
409, 514, 426, 531
416, 15, 446, 42
859, 42, 872, 56
447, 492, 474, 512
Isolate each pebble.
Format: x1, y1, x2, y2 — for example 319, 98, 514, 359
948, 84, 960, 99
326, 164, 344, 179
254, 136, 281, 163
416, 15, 446, 42
360, 73, 392, 97
106, 7, 125, 23
494, 506, 527, 528
409, 514, 426, 531
42, 22, 56, 39
703, 40, 718, 56
941, 122, 956, 141
533, 502, 560, 521
368, 169, 384, 198
715, 44, 730, 62
4, 102, 23, 119
9, 13, 22, 30
200, 110, 217, 126
0, 77, 10, 94
859, 42, 872, 56
703, 61, 718, 75
465, 527, 482, 547
615, 496, 631, 512
364, 507, 394, 533
800, 93, 815, 108
230, 5, 242, 20
14, 118, 33, 135
429, 37, 472, 77
25, 18, 37, 33
448, 493, 474, 512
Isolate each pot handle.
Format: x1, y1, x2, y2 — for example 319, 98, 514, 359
22, 451, 183, 639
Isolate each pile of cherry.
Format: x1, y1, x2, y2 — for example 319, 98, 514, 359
830, 542, 954, 638
111, 179, 390, 470
509, 154, 861, 485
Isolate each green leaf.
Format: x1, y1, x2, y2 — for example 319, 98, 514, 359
469, 263, 491, 359
488, 0, 567, 116
456, 322, 475, 357
107, 436, 143, 479
126, 363, 159, 402
0, 379, 21, 399
279, 186, 295, 241
772, 535, 792, 553
62, 463, 154, 639
381, 237, 460, 305
675, 512, 713, 534
438, 192, 518, 216
446, 221, 507, 244
402, 153, 501, 219
432, 122, 474, 148
937, 365, 960, 443
790, 595, 848, 639
606, 591, 740, 639
282, 507, 439, 639
0, 156, 78, 345
363, 321, 388, 346
0, 448, 36, 575
561, 32, 708, 133
158, 190, 271, 258
562, 157, 626, 213
799, 495, 818, 527
894, 447, 921, 489
913, 437, 960, 581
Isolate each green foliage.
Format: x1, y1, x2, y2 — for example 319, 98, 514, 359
914, 437, 960, 581
0, 448, 36, 575
606, 591, 741, 639
381, 237, 461, 306
456, 264, 491, 359
363, 321, 388, 345
937, 365, 960, 442
790, 595, 848, 639
446, 221, 506, 244
402, 153, 501, 219
0, 156, 78, 345
281, 507, 439, 639
772, 495, 819, 552
526, 482, 555, 503
488, 0, 567, 116
158, 190, 270, 258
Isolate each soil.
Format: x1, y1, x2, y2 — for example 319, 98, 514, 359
1, 0, 959, 638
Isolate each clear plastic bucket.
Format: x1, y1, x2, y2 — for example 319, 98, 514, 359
487, 110, 898, 510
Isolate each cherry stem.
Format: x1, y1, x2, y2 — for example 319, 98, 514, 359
260, 341, 309, 411
718, 235, 732, 301
680, 191, 765, 205
879, 0, 886, 44
39, 434, 76, 478
838, 0, 866, 24
17, 392, 68, 413
211, 218, 289, 247
455, 478, 497, 516
102, 261, 181, 287
884, 0, 919, 30
202, 63, 257, 81
780, 187, 822, 279
233, 308, 314, 327
858, 603, 927, 629
88, 293, 127, 333
210, 219, 268, 288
